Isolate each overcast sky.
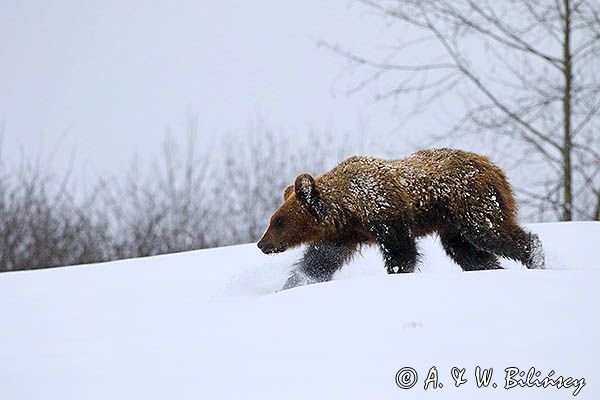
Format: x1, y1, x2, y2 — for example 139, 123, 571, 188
2, 0, 429, 180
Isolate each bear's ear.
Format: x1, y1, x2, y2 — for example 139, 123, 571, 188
283, 185, 293, 201
294, 173, 325, 220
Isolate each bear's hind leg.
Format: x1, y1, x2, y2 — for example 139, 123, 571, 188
282, 239, 358, 290
461, 222, 545, 269
369, 222, 419, 274
440, 230, 501, 271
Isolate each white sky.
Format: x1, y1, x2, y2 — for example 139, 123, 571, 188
1, 0, 422, 178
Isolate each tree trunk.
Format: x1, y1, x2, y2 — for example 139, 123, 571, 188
562, 0, 573, 221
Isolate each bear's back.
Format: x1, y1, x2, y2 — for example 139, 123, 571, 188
315, 149, 514, 227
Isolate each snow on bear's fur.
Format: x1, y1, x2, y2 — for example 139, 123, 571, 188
258, 148, 544, 288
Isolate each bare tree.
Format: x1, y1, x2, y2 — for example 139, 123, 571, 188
325, 0, 600, 221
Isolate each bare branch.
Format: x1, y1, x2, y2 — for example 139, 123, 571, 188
419, 4, 564, 151
318, 42, 457, 72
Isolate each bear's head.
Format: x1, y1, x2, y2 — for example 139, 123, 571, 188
257, 173, 335, 254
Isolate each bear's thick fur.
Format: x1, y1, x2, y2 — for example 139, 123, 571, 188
257, 149, 544, 288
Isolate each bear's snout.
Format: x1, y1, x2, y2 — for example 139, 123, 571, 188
257, 237, 287, 254
257, 239, 268, 253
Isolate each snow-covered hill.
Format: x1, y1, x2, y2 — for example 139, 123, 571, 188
0, 222, 598, 399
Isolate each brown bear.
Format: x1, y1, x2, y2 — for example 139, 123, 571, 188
257, 148, 544, 289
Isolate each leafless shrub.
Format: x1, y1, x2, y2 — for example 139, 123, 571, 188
0, 121, 358, 272
0, 158, 112, 271
219, 121, 354, 244
101, 117, 219, 258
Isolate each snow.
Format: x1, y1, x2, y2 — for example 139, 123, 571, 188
0, 222, 598, 399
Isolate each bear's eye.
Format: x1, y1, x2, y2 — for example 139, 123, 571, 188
273, 217, 285, 229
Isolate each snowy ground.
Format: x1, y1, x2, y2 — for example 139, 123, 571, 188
0, 222, 598, 399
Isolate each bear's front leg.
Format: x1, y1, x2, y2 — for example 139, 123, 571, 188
369, 222, 419, 274
282, 239, 357, 290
